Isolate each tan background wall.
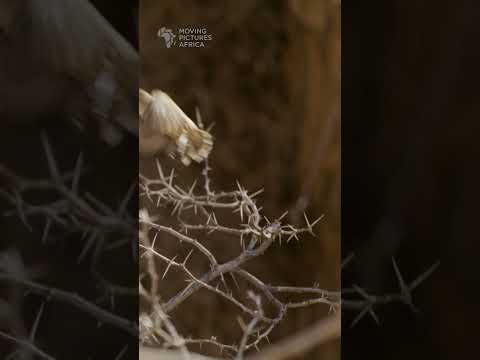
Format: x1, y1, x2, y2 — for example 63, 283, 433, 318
140, 1, 340, 358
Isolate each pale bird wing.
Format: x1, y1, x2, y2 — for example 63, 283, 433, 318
139, 88, 153, 117
24, 0, 139, 139
143, 90, 200, 136
139, 89, 213, 164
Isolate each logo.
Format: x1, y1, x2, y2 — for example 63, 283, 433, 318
158, 27, 176, 48
158, 26, 213, 48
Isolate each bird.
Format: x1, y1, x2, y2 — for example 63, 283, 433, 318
0, 0, 212, 164
0, 0, 138, 146
139, 88, 213, 165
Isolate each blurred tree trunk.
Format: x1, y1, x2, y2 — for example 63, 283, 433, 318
286, 1, 340, 359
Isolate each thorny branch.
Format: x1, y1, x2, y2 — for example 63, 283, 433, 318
139, 159, 337, 358
0, 134, 438, 359
0, 134, 137, 359
138, 157, 438, 359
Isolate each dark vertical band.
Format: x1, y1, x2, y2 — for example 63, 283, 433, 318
342, 1, 479, 359
0, 1, 139, 359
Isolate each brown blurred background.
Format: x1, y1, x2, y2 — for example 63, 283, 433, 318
140, 0, 340, 359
